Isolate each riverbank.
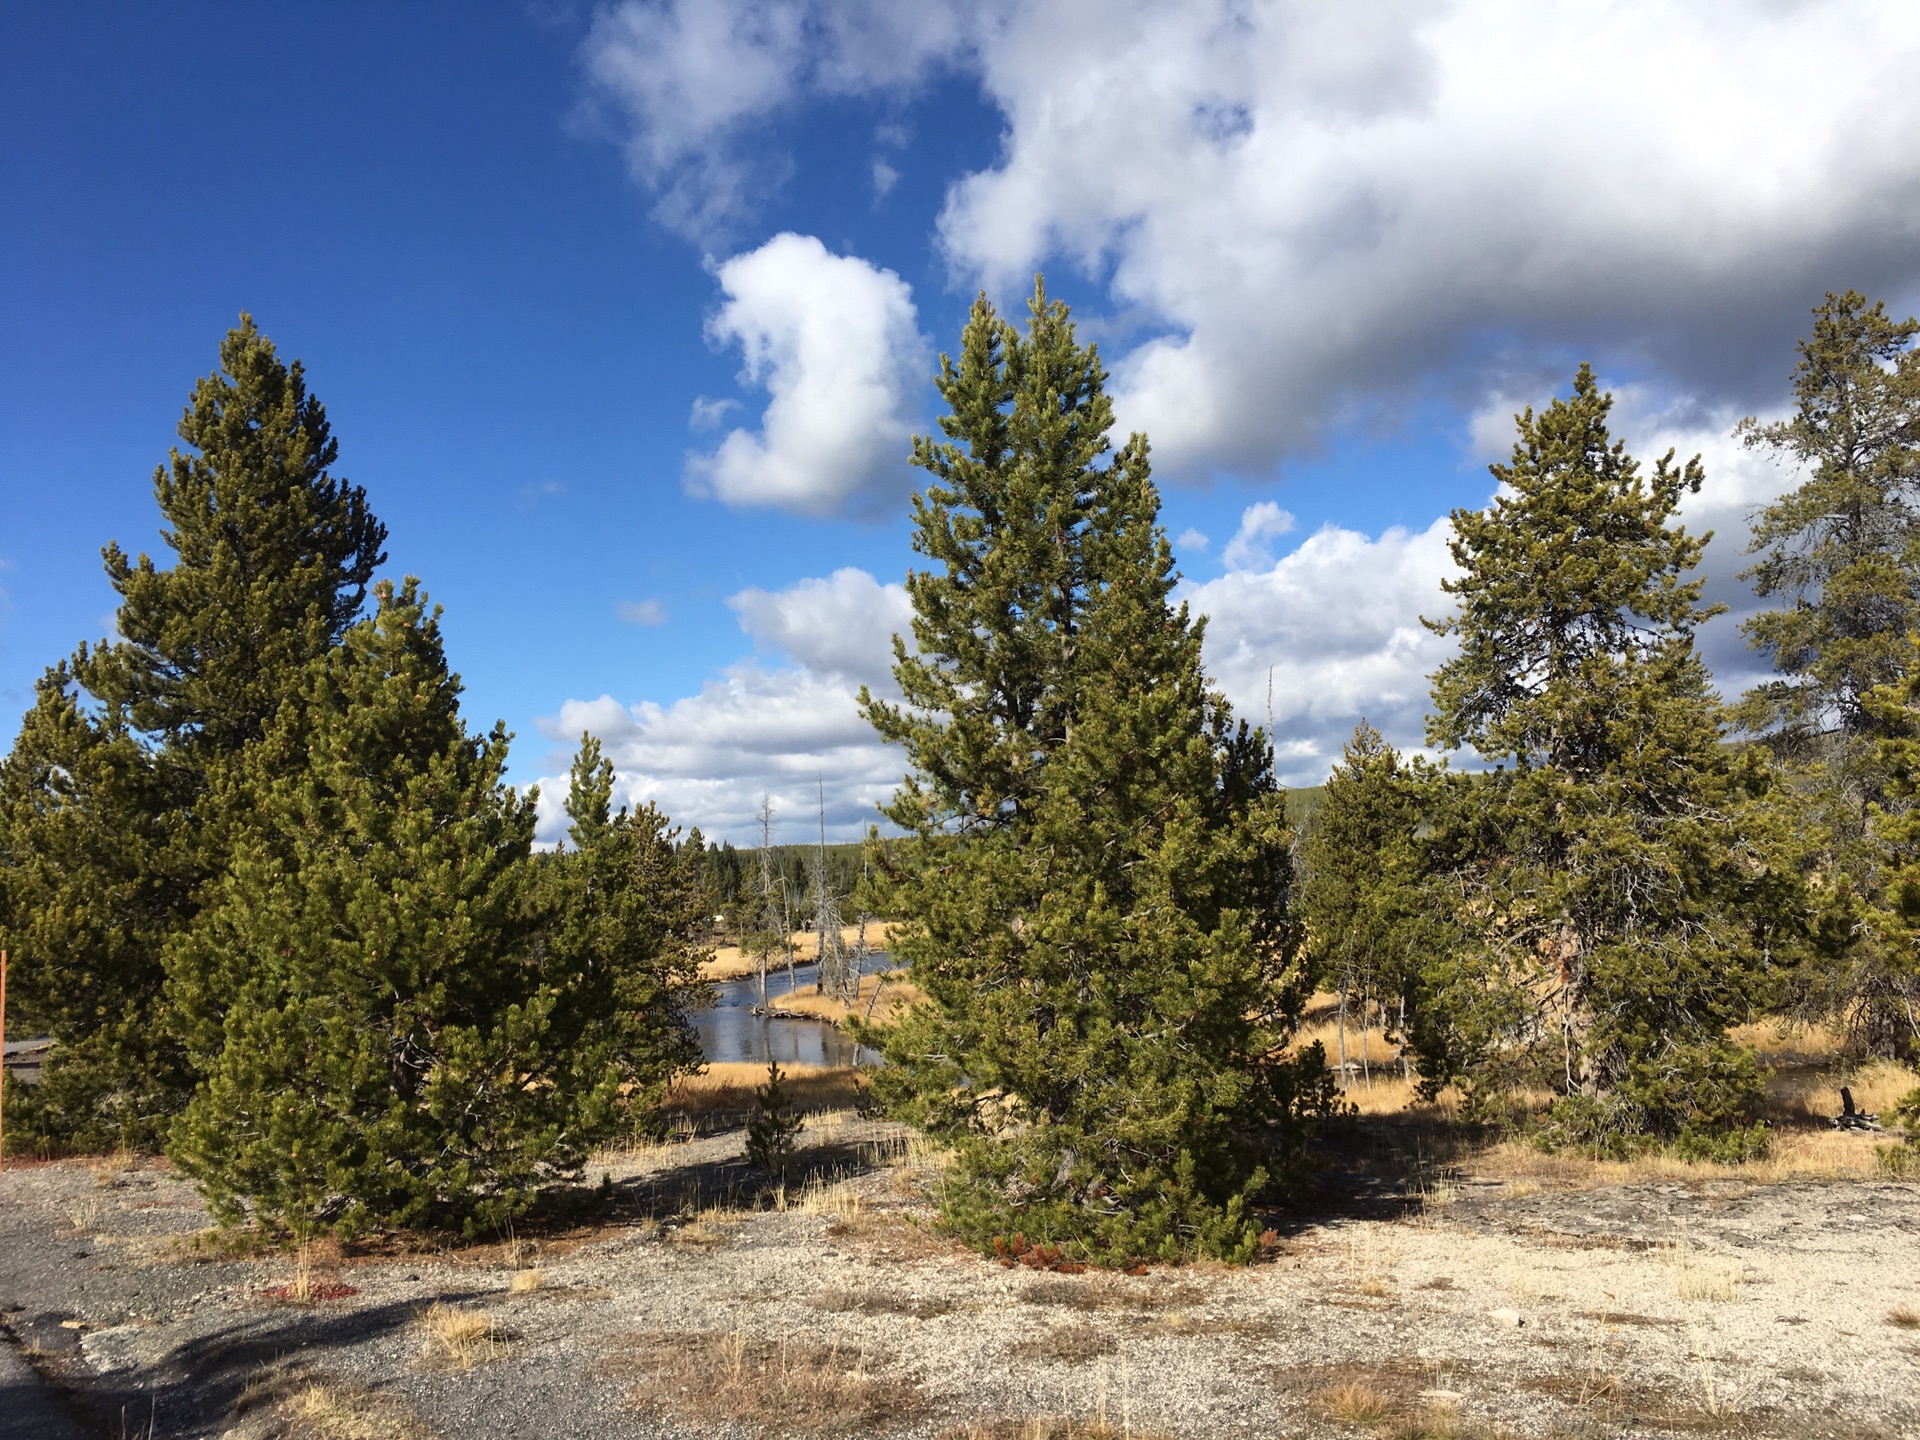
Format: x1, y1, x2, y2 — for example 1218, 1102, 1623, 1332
701, 921, 898, 982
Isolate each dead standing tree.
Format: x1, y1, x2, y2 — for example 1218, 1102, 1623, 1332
813, 782, 858, 1004
750, 795, 782, 1010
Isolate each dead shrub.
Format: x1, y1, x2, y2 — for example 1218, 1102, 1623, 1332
508, 1268, 544, 1294
1889, 1307, 1920, 1329
1008, 1324, 1118, 1363
606, 1328, 920, 1433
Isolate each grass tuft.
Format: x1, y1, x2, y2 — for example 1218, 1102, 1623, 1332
1322, 1380, 1395, 1425
1888, 1307, 1920, 1329
608, 1327, 920, 1433
416, 1303, 497, 1369
508, 1268, 544, 1294
1658, 1241, 1743, 1303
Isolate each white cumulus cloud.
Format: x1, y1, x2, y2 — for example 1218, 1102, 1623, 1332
584, 0, 1920, 480
535, 568, 910, 844
686, 233, 928, 518
1186, 518, 1459, 784
1220, 501, 1296, 573
729, 566, 914, 678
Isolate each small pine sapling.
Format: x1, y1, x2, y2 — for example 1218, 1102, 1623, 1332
745, 1061, 802, 1180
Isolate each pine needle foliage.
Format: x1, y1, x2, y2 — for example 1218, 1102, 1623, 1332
1299, 723, 1458, 1090
0, 317, 386, 1149
857, 282, 1320, 1265
0, 669, 195, 1150
1737, 291, 1920, 742
1733, 293, 1920, 1059
1857, 640, 1920, 1062
169, 582, 582, 1236
745, 1061, 802, 1180
1423, 365, 1804, 1156
529, 733, 712, 1135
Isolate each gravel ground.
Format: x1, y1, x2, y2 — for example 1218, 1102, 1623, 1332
2, 1122, 1917, 1440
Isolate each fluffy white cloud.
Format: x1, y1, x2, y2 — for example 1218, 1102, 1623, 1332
729, 566, 914, 678
1220, 501, 1295, 573
585, 0, 1920, 479
535, 568, 911, 844
686, 233, 928, 517
578, 0, 962, 241
1186, 518, 1459, 784
949, 1, 1920, 478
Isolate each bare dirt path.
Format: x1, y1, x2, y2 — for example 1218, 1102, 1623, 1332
2, 1123, 1917, 1440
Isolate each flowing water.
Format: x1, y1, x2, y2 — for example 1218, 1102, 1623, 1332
692, 954, 885, 1068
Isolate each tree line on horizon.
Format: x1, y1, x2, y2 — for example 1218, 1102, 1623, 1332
1, 286, 1916, 1258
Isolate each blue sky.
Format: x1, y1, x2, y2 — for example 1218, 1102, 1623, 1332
6, 3, 1920, 842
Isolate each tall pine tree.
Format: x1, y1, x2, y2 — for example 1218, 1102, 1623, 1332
171, 582, 578, 1235
1424, 366, 1804, 1155
0, 318, 386, 1148
529, 733, 711, 1136
1737, 291, 1920, 743
1735, 293, 1920, 1057
1298, 723, 1456, 1092
859, 284, 1319, 1264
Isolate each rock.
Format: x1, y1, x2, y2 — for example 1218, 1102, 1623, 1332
1489, 1307, 1525, 1327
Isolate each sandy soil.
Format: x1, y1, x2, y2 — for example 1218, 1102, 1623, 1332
3, 1116, 1918, 1440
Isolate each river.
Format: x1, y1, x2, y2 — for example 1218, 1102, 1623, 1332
692, 954, 885, 1068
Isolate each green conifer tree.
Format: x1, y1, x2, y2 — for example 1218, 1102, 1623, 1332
529, 733, 711, 1135
0, 318, 386, 1146
1735, 293, 1920, 1057
1424, 366, 1804, 1156
1857, 643, 1920, 1065
1298, 723, 1454, 1092
0, 669, 194, 1149
1737, 292, 1920, 743
858, 283, 1318, 1264
169, 582, 581, 1235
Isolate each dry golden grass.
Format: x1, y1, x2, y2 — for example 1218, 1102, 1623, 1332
703, 923, 898, 980
88, 1145, 137, 1188
1344, 1227, 1401, 1297
62, 1198, 101, 1236
609, 1327, 919, 1433
283, 1382, 429, 1440
1470, 1123, 1895, 1189
1888, 1307, 1920, 1329
1657, 1241, 1744, 1303
416, 1303, 497, 1369
771, 971, 926, 1025
508, 1268, 544, 1294
231, 1369, 428, 1440
793, 1174, 865, 1220
1322, 1379, 1395, 1425
663, 1061, 869, 1117
940, 1419, 1177, 1440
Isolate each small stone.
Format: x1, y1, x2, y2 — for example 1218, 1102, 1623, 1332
1488, 1307, 1525, 1327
